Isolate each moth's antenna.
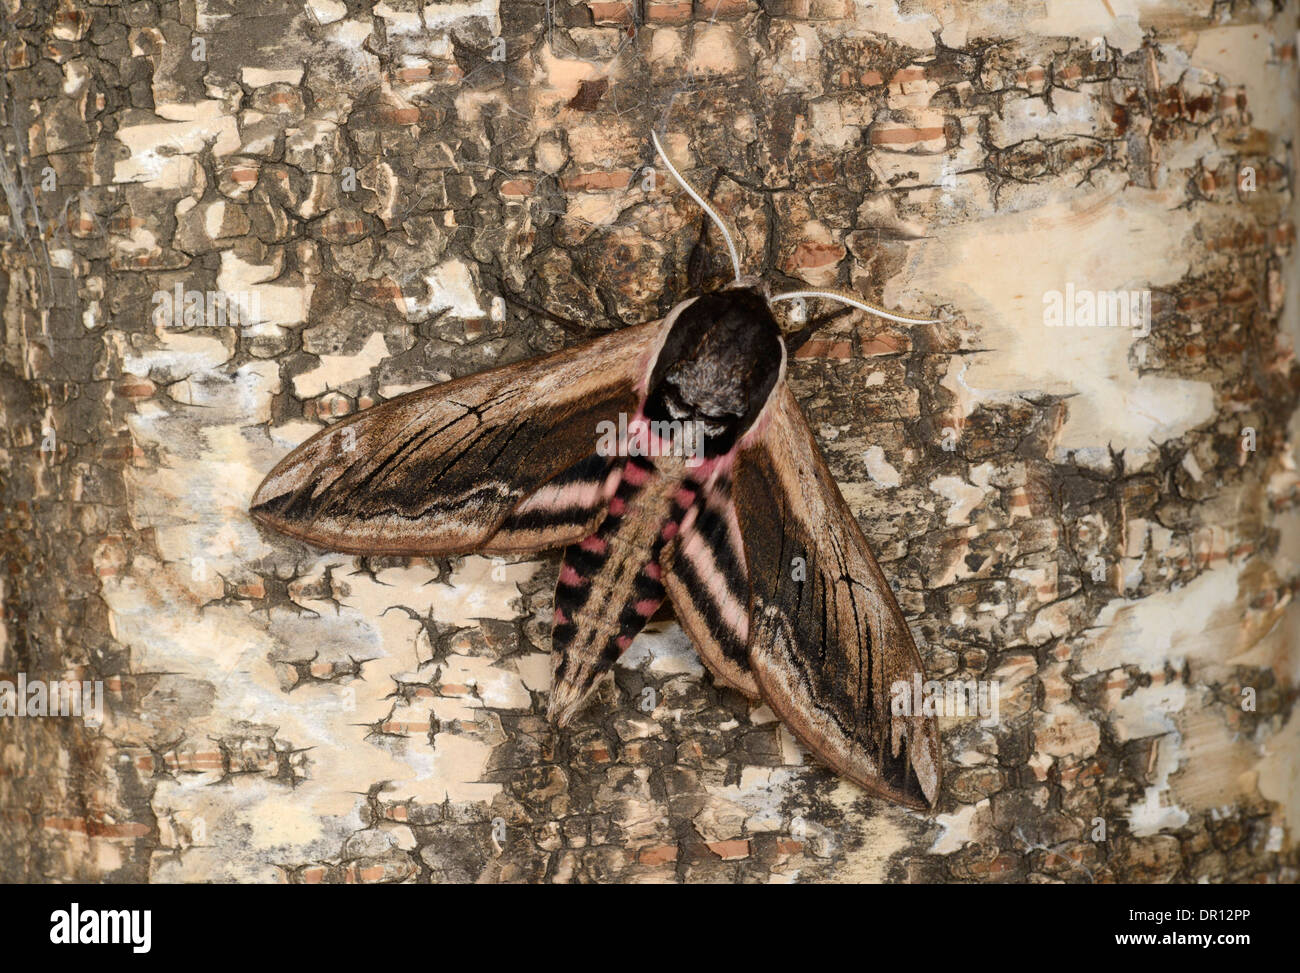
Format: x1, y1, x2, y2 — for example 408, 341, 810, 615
652, 130, 742, 284
769, 289, 939, 326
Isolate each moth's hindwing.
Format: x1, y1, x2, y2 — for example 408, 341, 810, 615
661, 475, 760, 698
734, 384, 942, 808
484, 452, 614, 554
250, 320, 662, 556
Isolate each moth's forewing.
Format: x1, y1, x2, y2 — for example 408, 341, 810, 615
249, 322, 662, 556
734, 384, 942, 808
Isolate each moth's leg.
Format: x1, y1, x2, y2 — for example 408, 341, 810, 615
783, 305, 856, 353
500, 291, 603, 339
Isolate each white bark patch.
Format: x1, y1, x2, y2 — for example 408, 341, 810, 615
402, 259, 485, 321
1075, 562, 1291, 834
241, 67, 305, 87
114, 108, 240, 186
293, 332, 388, 398
619, 623, 706, 679
422, 1, 499, 32
1193, 25, 1297, 132
929, 464, 993, 525
930, 800, 986, 855
863, 445, 901, 488
122, 331, 235, 382
909, 190, 1215, 467
217, 250, 314, 329
305, 0, 347, 25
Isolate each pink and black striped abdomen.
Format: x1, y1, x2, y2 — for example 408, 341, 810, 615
546, 453, 697, 725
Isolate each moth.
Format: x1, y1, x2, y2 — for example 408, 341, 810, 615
250, 133, 943, 808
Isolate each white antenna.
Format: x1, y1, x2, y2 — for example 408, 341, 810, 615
652, 130, 742, 284
769, 289, 939, 326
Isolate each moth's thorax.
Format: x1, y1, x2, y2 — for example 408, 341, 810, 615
644, 286, 784, 457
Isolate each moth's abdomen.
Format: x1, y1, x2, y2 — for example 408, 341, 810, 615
547, 453, 694, 726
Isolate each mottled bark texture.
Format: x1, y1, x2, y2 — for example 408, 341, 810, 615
2, 0, 1298, 883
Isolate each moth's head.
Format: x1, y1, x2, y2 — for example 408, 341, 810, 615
644, 286, 784, 457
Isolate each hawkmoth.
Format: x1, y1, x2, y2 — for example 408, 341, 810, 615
250, 133, 943, 809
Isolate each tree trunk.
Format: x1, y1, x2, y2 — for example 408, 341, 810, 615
2, 0, 1297, 883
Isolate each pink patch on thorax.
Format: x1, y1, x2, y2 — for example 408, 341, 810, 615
688, 452, 735, 479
